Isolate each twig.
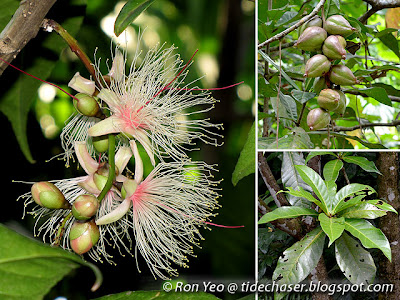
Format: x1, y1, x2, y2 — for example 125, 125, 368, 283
326, 120, 400, 131
359, 0, 400, 24
258, 152, 290, 207
276, 41, 282, 147
258, 0, 326, 49
344, 89, 400, 102
0, 0, 57, 76
269, 41, 296, 52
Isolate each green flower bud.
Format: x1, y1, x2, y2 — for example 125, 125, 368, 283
324, 15, 356, 37
294, 27, 327, 52
304, 54, 331, 78
73, 93, 100, 117
317, 89, 340, 111
299, 16, 323, 35
31, 182, 70, 209
72, 194, 99, 220
313, 77, 328, 94
70, 220, 100, 255
307, 108, 330, 131
92, 135, 109, 153
322, 35, 346, 60
332, 90, 347, 116
329, 65, 358, 86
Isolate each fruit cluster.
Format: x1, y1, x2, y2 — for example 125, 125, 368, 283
294, 15, 359, 131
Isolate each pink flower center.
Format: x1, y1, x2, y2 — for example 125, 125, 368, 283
116, 104, 143, 130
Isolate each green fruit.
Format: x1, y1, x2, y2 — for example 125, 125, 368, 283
313, 77, 328, 94
304, 54, 331, 78
322, 35, 346, 60
72, 194, 99, 220
299, 16, 323, 35
307, 108, 330, 131
73, 93, 100, 117
70, 220, 100, 255
31, 182, 70, 209
295, 27, 327, 52
329, 65, 358, 86
325, 15, 356, 37
337, 35, 347, 48
317, 89, 340, 111
332, 90, 347, 116
93, 135, 109, 153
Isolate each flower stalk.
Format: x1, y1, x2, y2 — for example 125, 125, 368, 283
97, 134, 116, 202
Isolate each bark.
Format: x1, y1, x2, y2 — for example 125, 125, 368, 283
376, 152, 400, 300
359, 0, 400, 23
0, 0, 57, 76
310, 257, 331, 300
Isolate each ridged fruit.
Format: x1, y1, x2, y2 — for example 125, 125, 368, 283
299, 16, 323, 35
294, 27, 327, 52
325, 15, 356, 37
337, 35, 346, 48
313, 77, 328, 94
332, 90, 347, 116
304, 54, 331, 78
307, 108, 330, 131
329, 65, 358, 86
322, 35, 346, 60
317, 89, 340, 111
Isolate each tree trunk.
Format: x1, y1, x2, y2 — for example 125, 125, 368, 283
376, 152, 400, 300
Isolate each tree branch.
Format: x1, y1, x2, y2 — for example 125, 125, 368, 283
344, 89, 400, 102
0, 0, 57, 76
258, 152, 290, 207
328, 120, 400, 132
257, 0, 326, 49
359, 0, 400, 24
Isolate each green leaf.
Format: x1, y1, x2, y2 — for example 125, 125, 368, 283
0, 4, 85, 162
339, 203, 386, 219
295, 165, 331, 214
232, 122, 255, 186
272, 228, 325, 286
378, 29, 400, 60
323, 159, 343, 182
342, 156, 382, 175
279, 92, 297, 121
114, 0, 156, 37
281, 152, 313, 207
93, 291, 219, 300
258, 50, 300, 90
367, 200, 397, 214
335, 232, 376, 285
0, 224, 102, 299
291, 90, 316, 104
344, 219, 392, 261
355, 87, 392, 107
305, 152, 338, 163
333, 183, 376, 214
308, 131, 387, 149
372, 83, 400, 97
286, 187, 324, 209
258, 206, 318, 224
318, 214, 345, 246
261, 127, 313, 149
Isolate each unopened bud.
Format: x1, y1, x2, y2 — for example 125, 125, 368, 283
31, 182, 70, 209
74, 93, 100, 117
69, 220, 100, 255
72, 194, 99, 220
68, 72, 96, 95
307, 108, 331, 131
92, 135, 109, 153
313, 77, 328, 94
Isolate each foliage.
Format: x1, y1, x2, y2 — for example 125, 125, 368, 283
258, 0, 400, 149
258, 152, 396, 293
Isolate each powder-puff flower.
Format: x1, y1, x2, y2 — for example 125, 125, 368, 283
63, 44, 222, 165
17, 142, 134, 263
96, 140, 221, 279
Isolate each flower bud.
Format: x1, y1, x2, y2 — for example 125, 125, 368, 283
31, 182, 70, 209
92, 135, 109, 153
317, 89, 340, 111
324, 15, 356, 37
294, 27, 327, 52
322, 35, 346, 60
332, 90, 347, 116
304, 54, 331, 78
313, 77, 328, 94
329, 65, 358, 86
69, 220, 100, 255
72, 194, 99, 220
68, 72, 96, 95
307, 108, 330, 131
299, 16, 323, 35
121, 179, 138, 199
73, 93, 100, 117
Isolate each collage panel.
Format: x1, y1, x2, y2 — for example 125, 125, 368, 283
257, 151, 399, 299
257, 0, 400, 150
